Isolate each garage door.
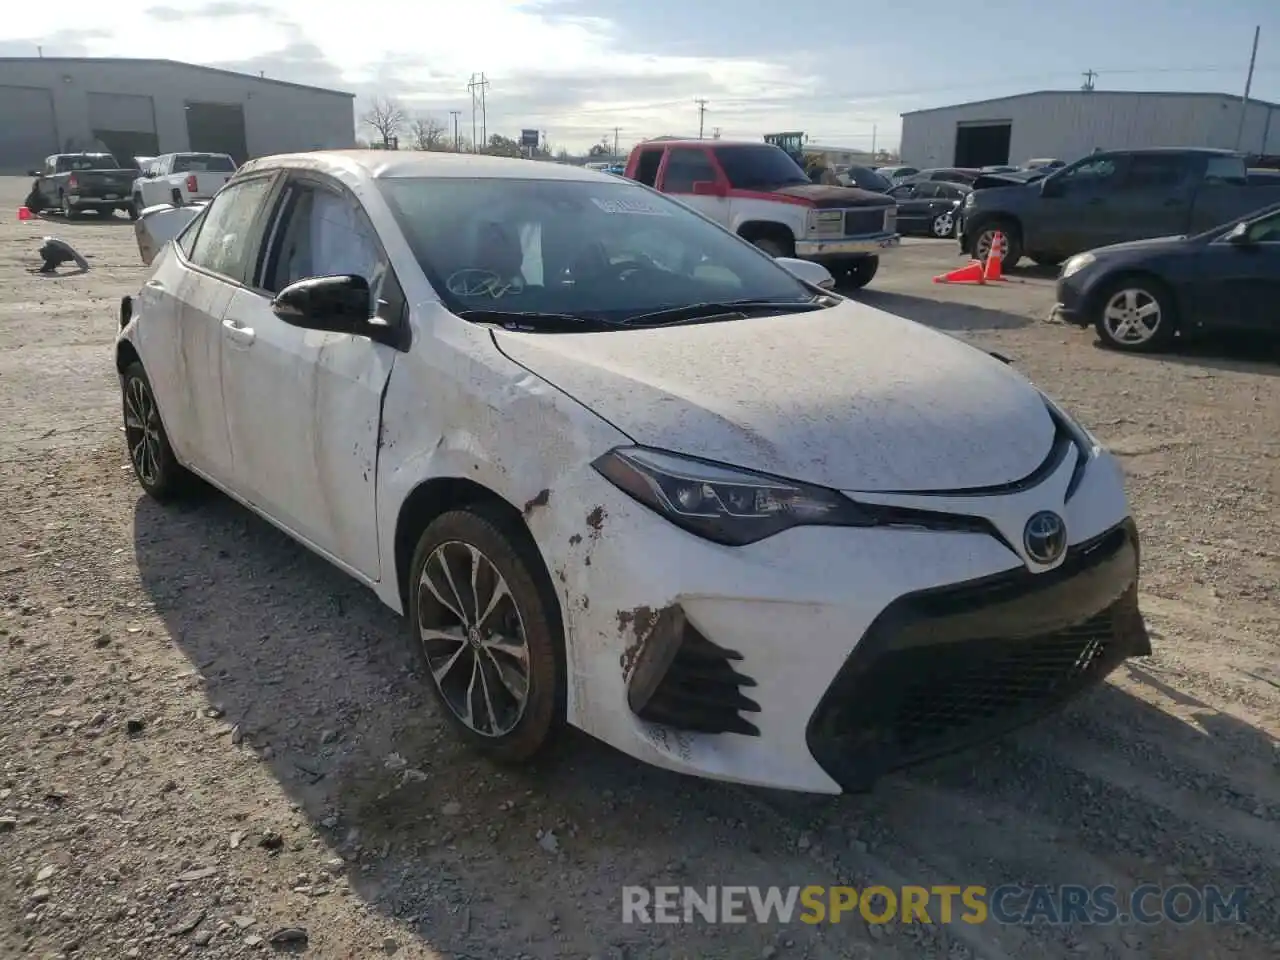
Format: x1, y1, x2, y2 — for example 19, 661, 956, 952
0, 85, 58, 175
87, 92, 159, 164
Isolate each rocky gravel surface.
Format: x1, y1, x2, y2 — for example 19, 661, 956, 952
1, 177, 1277, 959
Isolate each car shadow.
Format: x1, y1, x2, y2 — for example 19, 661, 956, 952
35, 210, 133, 227
129, 486, 1280, 954
1089, 331, 1280, 378
847, 288, 1033, 332
128, 492, 835, 957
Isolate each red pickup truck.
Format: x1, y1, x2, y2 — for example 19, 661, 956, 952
624, 139, 899, 288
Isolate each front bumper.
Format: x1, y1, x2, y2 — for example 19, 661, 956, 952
807, 520, 1146, 791
550, 443, 1143, 794
1053, 273, 1091, 326
795, 233, 900, 259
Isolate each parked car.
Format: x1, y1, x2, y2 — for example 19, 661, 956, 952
25, 153, 139, 219
958, 148, 1280, 268
876, 165, 919, 182
1025, 158, 1066, 172
887, 180, 970, 237
626, 139, 898, 288
131, 152, 237, 214
906, 167, 980, 185
116, 150, 1149, 794
980, 165, 1021, 174
1053, 200, 1280, 351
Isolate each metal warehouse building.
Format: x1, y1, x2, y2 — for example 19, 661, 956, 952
0, 57, 356, 174
900, 90, 1280, 169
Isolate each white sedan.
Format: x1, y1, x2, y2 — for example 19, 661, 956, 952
116, 151, 1150, 794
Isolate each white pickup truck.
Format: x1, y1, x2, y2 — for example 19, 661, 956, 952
130, 152, 236, 214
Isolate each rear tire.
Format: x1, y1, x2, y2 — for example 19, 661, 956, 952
121, 362, 191, 502
1093, 277, 1177, 353
406, 505, 565, 763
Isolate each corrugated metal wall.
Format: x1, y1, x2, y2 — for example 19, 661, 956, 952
0, 59, 355, 174
0, 85, 58, 173
901, 92, 1279, 168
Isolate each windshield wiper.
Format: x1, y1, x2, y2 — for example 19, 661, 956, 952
456, 308, 617, 332
621, 298, 826, 327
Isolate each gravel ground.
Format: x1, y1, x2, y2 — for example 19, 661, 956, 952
1, 175, 1277, 960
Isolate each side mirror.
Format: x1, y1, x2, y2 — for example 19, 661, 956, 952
691, 180, 727, 197
1224, 221, 1252, 245
271, 275, 372, 333
774, 256, 836, 290
28, 169, 40, 177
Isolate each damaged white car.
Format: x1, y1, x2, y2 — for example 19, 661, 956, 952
115, 152, 1150, 793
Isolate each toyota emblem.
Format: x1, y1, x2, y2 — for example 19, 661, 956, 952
1023, 511, 1067, 565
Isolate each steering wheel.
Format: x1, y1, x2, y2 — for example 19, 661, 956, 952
446, 268, 524, 299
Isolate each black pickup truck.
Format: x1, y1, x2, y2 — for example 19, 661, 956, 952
957, 148, 1280, 268
25, 153, 140, 219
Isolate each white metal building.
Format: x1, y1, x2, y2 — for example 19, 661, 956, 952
900, 90, 1280, 170
0, 57, 356, 174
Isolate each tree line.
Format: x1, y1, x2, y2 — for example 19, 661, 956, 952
359, 96, 564, 159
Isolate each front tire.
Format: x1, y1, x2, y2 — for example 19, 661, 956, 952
750, 235, 792, 258
973, 223, 1022, 269
121, 362, 190, 501
407, 506, 564, 763
1093, 278, 1177, 353
838, 256, 879, 289
931, 210, 957, 238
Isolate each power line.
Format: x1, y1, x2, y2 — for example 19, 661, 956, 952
467, 72, 489, 151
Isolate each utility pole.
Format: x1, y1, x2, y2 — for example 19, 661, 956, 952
449, 110, 462, 152
1081, 69, 1097, 92
712, 126, 721, 139
871, 123, 877, 157
1235, 25, 1261, 150
479, 72, 489, 148
612, 127, 620, 158
694, 98, 708, 139
467, 75, 479, 151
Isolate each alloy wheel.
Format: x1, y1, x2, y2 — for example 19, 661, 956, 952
123, 377, 162, 486
1102, 288, 1162, 345
932, 211, 955, 238
417, 541, 531, 737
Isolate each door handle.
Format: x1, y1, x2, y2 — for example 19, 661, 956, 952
144, 279, 164, 290
221, 317, 256, 346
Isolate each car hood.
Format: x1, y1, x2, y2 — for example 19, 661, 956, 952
1089, 235, 1188, 255
491, 301, 1056, 492
772, 183, 894, 208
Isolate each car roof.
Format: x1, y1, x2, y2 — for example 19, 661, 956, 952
237, 150, 623, 183
637, 139, 774, 149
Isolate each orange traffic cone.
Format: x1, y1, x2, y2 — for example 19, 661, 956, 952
933, 260, 985, 284
17, 206, 33, 221
983, 232, 1008, 282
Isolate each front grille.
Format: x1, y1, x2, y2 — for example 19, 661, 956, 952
845, 208, 887, 235
806, 521, 1149, 791
634, 623, 761, 737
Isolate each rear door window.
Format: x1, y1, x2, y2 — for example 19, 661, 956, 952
660, 148, 717, 192
632, 149, 663, 186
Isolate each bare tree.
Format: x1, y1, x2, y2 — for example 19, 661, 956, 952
361, 96, 406, 148
410, 115, 448, 151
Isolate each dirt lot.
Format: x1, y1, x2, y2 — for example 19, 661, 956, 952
1, 173, 1277, 960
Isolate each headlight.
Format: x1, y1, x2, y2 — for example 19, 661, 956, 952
592, 447, 876, 546
1038, 392, 1102, 499
963, 193, 975, 208
1061, 252, 1095, 279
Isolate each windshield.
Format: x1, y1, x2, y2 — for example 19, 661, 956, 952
712, 146, 810, 189
848, 166, 891, 191
173, 154, 236, 173
378, 177, 816, 325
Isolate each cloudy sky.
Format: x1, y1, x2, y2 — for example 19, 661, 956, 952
1, 0, 1277, 153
